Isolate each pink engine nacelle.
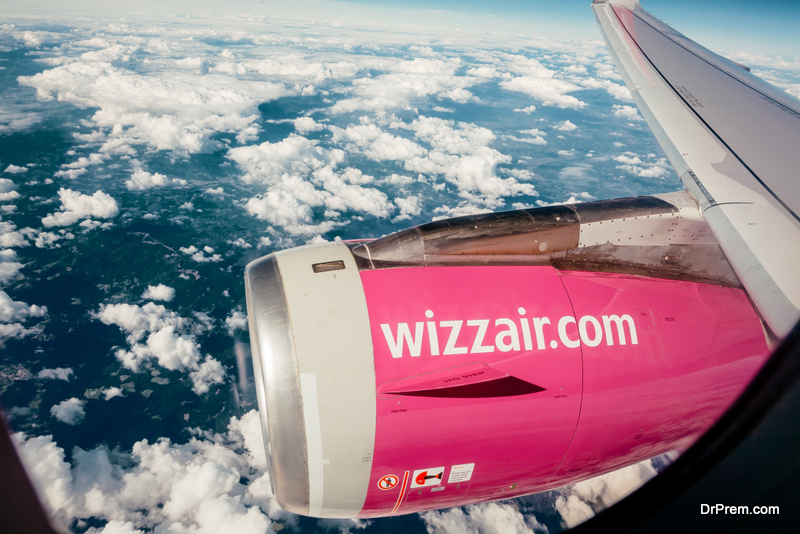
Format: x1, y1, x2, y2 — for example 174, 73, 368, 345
244, 196, 770, 518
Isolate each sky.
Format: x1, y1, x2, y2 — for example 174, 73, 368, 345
2, 0, 799, 56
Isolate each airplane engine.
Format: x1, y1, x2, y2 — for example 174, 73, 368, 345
244, 192, 770, 518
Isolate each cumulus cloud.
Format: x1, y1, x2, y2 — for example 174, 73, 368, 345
230, 134, 393, 234
227, 134, 344, 185
0, 290, 47, 323
330, 122, 427, 162
51, 398, 86, 425
225, 310, 247, 337
0, 248, 24, 283
0, 178, 21, 201
3, 164, 28, 174
37, 367, 74, 381
500, 55, 586, 109
42, 188, 119, 227
126, 169, 186, 191
396, 116, 537, 203
505, 128, 547, 145
19, 61, 287, 156
612, 104, 643, 121
393, 195, 421, 222
142, 284, 175, 302
13, 410, 287, 532
329, 57, 480, 114
93, 302, 225, 394
102, 387, 124, 400
34, 229, 74, 249
554, 120, 577, 131
179, 245, 223, 263
613, 152, 671, 178
293, 116, 325, 134
0, 219, 33, 248
422, 502, 548, 534
575, 77, 632, 102
555, 459, 660, 528
226, 238, 251, 249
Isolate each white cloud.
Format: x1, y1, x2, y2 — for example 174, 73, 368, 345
422, 502, 547, 534
575, 77, 632, 102
329, 57, 479, 114
393, 195, 421, 222
592, 60, 623, 81
226, 238, 251, 249
19, 61, 287, 156
3, 164, 28, 174
42, 188, 119, 227
230, 134, 392, 233
313, 167, 392, 218
225, 310, 248, 337
51, 398, 86, 425
189, 357, 227, 395
330, 122, 427, 162
0, 248, 23, 283
0, 178, 21, 201
13, 410, 282, 533
505, 128, 547, 145
179, 245, 223, 263
86, 520, 143, 534
399, 116, 537, 203
227, 134, 345, 185
142, 284, 175, 302
724, 52, 800, 72
465, 65, 497, 78
0, 290, 47, 323
556, 459, 659, 528
554, 120, 577, 131
12, 433, 74, 525
513, 105, 537, 114
0, 106, 42, 135
37, 367, 74, 381
0, 219, 32, 248
102, 387, 124, 400
293, 116, 324, 134
93, 301, 225, 394
500, 55, 586, 109
614, 152, 671, 178
34, 230, 74, 249
612, 104, 643, 121
126, 169, 186, 191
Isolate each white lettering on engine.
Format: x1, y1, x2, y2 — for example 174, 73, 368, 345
380, 311, 639, 358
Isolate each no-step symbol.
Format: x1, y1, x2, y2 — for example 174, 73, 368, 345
378, 474, 400, 490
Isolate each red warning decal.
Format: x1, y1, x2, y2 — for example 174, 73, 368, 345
378, 474, 400, 490
410, 466, 445, 488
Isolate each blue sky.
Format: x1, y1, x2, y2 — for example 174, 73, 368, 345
4, 0, 799, 56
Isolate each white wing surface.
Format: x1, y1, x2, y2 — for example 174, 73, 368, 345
592, 0, 800, 337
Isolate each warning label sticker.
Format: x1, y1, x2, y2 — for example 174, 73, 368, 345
447, 463, 475, 484
378, 474, 400, 490
410, 467, 445, 488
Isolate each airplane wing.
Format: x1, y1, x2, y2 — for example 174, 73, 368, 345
592, 0, 800, 337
